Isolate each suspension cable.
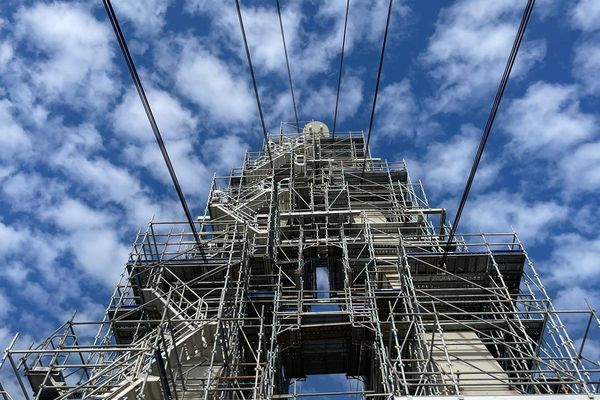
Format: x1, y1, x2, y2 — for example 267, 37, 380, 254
235, 0, 274, 167
439, 0, 536, 267
236, 0, 279, 262
331, 0, 350, 141
102, 0, 206, 259
361, 0, 393, 179
276, 0, 300, 133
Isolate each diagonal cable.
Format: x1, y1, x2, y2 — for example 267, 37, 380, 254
235, 0, 278, 261
361, 0, 393, 179
235, 0, 274, 168
439, 0, 536, 267
276, 0, 300, 133
102, 0, 206, 259
331, 0, 350, 141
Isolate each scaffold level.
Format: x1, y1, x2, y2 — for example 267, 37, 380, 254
2, 121, 599, 400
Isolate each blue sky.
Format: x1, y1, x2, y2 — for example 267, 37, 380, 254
1, 0, 600, 394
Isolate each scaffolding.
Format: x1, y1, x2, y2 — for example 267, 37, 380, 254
2, 121, 599, 400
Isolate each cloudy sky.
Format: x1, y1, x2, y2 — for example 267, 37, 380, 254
1, 0, 599, 393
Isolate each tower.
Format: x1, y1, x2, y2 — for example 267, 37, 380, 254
2, 121, 597, 399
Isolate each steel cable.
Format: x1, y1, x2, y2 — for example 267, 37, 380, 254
439, 0, 536, 267
276, 0, 300, 133
332, 0, 351, 141
235, 0, 274, 167
102, 0, 206, 260
361, 0, 393, 179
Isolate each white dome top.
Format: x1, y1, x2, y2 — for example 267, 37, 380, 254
302, 121, 330, 137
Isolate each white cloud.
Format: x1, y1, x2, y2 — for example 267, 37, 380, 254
172, 1, 408, 130
1, 197, 125, 289
503, 81, 597, 155
422, 0, 546, 113
317, 0, 410, 45
546, 284, 600, 344
461, 191, 567, 243
41, 198, 128, 286
0, 40, 14, 71
73, 228, 128, 285
553, 286, 600, 317
0, 220, 27, 257
548, 233, 600, 286
561, 142, 600, 193
375, 79, 439, 141
0, 172, 66, 213
301, 0, 409, 79
0, 221, 61, 287
0, 262, 30, 286
41, 115, 172, 232
407, 125, 501, 195
24, 282, 52, 309
570, 0, 600, 32
573, 37, 600, 95
69, 299, 109, 340
0, 289, 12, 319
113, 88, 198, 142
55, 153, 134, 204
184, 1, 409, 81
300, 76, 363, 125
218, 3, 301, 75
15, 2, 117, 110
552, 285, 600, 329
64, 154, 168, 225
113, 87, 211, 198
123, 139, 212, 200
44, 199, 115, 230
0, 326, 15, 352
113, 0, 170, 36
203, 134, 249, 173
175, 44, 255, 123
1, 174, 140, 289
266, 90, 301, 127
0, 99, 31, 160
0, 213, 117, 321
